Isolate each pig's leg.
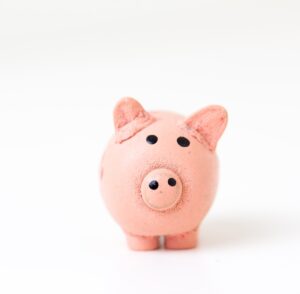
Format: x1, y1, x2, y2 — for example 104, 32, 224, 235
125, 233, 160, 251
164, 228, 198, 249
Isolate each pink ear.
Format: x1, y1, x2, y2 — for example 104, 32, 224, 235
113, 97, 155, 143
184, 105, 228, 151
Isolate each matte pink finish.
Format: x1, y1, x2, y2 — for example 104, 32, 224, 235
100, 97, 228, 250
141, 168, 182, 211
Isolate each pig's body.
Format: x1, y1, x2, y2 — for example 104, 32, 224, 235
100, 98, 227, 250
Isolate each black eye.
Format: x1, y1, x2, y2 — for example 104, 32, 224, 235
177, 136, 190, 147
146, 135, 158, 144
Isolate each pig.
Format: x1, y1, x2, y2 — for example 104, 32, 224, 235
100, 97, 228, 250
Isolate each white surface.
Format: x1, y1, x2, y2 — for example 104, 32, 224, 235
0, 1, 300, 293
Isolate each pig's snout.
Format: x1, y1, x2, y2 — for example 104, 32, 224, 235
141, 168, 182, 211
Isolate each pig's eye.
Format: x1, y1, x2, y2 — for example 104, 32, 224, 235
177, 136, 190, 147
146, 135, 158, 144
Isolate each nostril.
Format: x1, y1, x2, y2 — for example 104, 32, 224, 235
168, 178, 176, 187
149, 180, 159, 190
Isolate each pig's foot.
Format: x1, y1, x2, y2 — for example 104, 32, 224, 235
165, 229, 198, 250
126, 233, 160, 251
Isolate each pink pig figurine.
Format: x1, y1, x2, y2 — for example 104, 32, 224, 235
100, 97, 228, 250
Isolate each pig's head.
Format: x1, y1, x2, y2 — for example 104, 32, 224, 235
101, 97, 227, 235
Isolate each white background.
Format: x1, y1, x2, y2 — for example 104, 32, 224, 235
0, 0, 300, 293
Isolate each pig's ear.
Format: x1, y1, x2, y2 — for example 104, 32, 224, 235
113, 97, 155, 143
184, 105, 228, 151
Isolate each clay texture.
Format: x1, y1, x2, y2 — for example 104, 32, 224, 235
100, 97, 228, 250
